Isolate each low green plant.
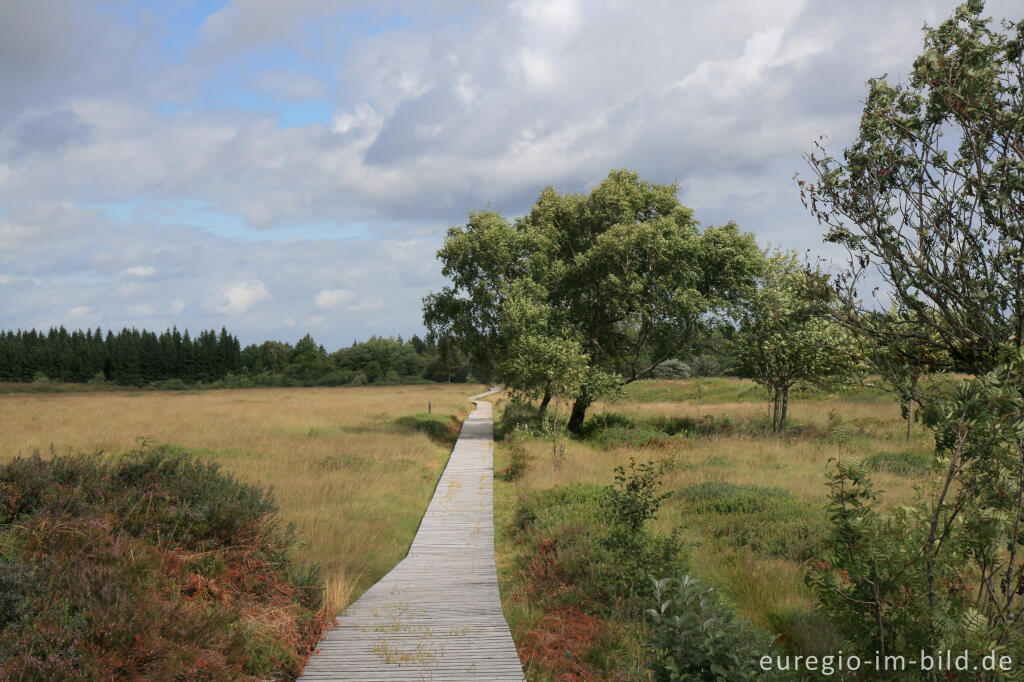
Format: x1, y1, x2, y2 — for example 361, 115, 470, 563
494, 399, 545, 441
498, 425, 532, 482
646, 574, 774, 681
676, 482, 827, 562
861, 449, 932, 475
608, 457, 670, 534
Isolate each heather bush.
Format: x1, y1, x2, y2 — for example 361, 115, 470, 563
0, 446, 325, 680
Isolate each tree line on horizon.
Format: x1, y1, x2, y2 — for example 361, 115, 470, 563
0, 327, 471, 387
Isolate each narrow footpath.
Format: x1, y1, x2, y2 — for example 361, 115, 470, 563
299, 390, 525, 681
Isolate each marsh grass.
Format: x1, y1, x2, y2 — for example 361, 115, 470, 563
0, 383, 483, 616
493, 378, 934, 672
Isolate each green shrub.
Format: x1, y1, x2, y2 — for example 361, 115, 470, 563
495, 399, 545, 441
652, 359, 692, 379
689, 353, 721, 377
608, 457, 669, 534
862, 449, 932, 475
511, 483, 608, 536
511, 464, 680, 615
498, 426, 532, 482
596, 423, 671, 449
646, 574, 774, 681
675, 483, 827, 562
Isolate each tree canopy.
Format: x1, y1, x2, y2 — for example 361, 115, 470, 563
801, 1, 1024, 658
736, 250, 859, 433
424, 169, 762, 432
799, 0, 1024, 373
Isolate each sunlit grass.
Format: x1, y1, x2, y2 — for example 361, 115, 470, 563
0, 383, 484, 616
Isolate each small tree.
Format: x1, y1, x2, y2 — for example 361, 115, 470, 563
800, 1, 1024, 663
737, 250, 859, 433
799, 1, 1024, 373
861, 309, 952, 439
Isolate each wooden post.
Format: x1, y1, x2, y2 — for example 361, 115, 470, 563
428, 401, 432, 414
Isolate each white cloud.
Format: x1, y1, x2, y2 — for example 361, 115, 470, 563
306, 314, 326, 327
346, 297, 384, 312
5, 0, 1022, 348
518, 48, 557, 90
120, 265, 155, 277
216, 280, 268, 314
515, 0, 581, 36
314, 288, 356, 309
127, 303, 156, 316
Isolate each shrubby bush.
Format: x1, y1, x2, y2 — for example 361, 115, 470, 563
511, 460, 680, 615
646, 574, 773, 682
653, 359, 692, 379
0, 447, 325, 680
676, 482, 827, 562
689, 353, 720, 378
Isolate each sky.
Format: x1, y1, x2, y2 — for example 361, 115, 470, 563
1, 0, 1019, 350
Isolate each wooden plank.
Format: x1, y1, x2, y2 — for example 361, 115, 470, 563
299, 391, 525, 681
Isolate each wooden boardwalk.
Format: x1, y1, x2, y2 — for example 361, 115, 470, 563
299, 391, 524, 681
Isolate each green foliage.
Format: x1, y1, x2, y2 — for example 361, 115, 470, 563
607, 457, 670, 535
675, 483, 827, 562
425, 169, 763, 432
493, 399, 545, 441
800, 4, 1024, 669
861, 449, 933, 475
737, 249, 861, 433
809, 366, 1024, 672
689, 354, 721, 378
511, 468, 679, 616
652, 358, 692, 379
646, 574, 774, 682
498, 425, 532, 482
801, 2, 1024, 375
578, 412, 731, 447
0, 327, 469, 389
392, 413, 463, 448
594, 423, 673, 450
677, 482, 790, 515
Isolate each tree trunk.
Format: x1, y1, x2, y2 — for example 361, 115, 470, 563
906, 401, 913, 440
567, 394, 591, 434
771, 386, 781, 434
779, 386, 789, 433
537, 388, 552, 419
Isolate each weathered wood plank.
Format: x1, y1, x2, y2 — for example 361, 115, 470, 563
299, 391, 524, 681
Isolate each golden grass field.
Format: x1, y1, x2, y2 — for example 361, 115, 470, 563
2, 377, 932, 664
0, 383, 485, 616
492, 378, 932, 654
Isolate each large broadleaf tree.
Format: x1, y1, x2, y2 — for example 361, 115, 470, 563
424, 169, 762, 432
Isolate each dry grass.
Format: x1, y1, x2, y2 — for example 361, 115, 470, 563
0, 383, 485, 615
